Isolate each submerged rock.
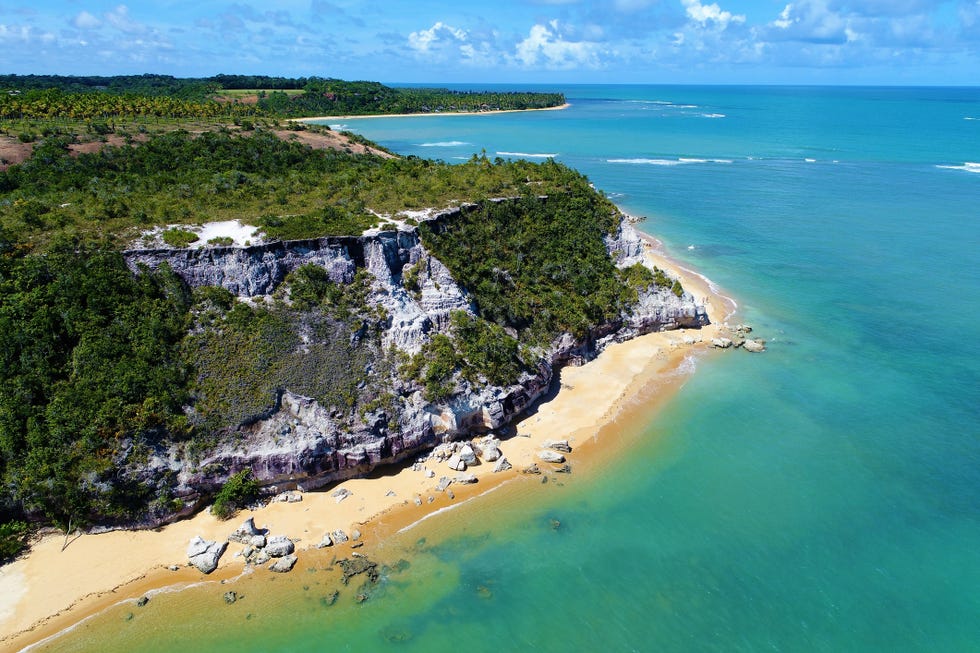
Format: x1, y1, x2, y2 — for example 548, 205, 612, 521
223, 591, 238, 604
338, 556, 380, 585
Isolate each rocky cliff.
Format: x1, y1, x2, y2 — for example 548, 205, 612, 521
122, 202, 707, 523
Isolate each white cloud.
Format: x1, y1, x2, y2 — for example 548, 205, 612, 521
766, 0, 850, 43
72, 11, 102, 30
408, 21, 468, 54
0, 23, 55, 45
514, 20, 603, 68
105, 5, 147, 35
683, 0, 746, 29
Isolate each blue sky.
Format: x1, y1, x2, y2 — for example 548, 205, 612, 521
1, 1, 978, 84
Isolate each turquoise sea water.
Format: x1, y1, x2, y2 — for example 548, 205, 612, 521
43, 87, 980, 652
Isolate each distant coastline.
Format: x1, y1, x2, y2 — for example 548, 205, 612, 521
295, 102, 571, 122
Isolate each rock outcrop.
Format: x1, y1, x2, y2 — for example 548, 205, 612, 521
117, 201, 707, 528
187, 536, 227, 574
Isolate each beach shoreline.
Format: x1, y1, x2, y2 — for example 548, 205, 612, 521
0, 233, 733, 653
293, 103, 571, 123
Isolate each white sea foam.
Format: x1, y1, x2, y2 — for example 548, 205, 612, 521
965, 117, 978, 121
396, 483, 511, 534
805, 158, 817, 163
700, 113, 726, 118
419, 141, 470, 147
496, 151, 558, 158
329, 124, 347, 130
676, 354, 699, 375
607, 158, 732, 166
935, 162, 980, 174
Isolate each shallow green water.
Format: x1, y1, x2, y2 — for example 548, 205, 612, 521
41, 86, 980, 652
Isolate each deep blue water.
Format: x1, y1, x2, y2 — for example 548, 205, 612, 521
47, 86, 980, 652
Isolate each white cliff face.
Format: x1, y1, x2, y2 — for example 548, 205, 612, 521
122, 204, 706, 526
604, 220, 646, 268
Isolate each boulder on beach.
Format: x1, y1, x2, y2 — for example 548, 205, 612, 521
493, 457, 512, 473
455, 473, 478, 484
446, 454, 466, 471
332, 529, 349, 544
269, 554, 298, 573
711, 337, 733, 349
743, 339, 766, 353
265, 535, 295, 558
316, 533, 334, 548
544, 439, 572, 453
187, 536, 228, 574
475, 436, 502, 462
458, 444, 478, 466
228, 517, 267, 545
537, 450, 566, 464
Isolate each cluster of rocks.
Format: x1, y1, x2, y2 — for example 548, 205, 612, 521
711, 324, 766, 353
537, 440, 572, 465
186, 517, 299, 575
421, 434, 512, 477
315, 528, 354, 548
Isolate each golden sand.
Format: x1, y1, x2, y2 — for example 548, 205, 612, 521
0, 237, 734, 653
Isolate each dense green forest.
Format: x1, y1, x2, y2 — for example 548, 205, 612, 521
0, 129, 584, 249
0, 128, 665, 557
0, 74, 564, 122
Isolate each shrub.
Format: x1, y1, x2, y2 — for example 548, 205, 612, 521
211, 470, 260, 520
207, 236, 234, 246
162, 227, 200, 248
0, 520, 32, 561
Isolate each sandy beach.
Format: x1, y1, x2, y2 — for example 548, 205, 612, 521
294, 103, 571, 123
0, 235, 735, 653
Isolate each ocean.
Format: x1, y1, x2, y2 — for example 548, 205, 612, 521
39, 86, 980, 652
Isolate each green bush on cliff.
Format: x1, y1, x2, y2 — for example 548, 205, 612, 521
211, 470, 259, 520
0, 245, 192, 525
419, 188, 631, 344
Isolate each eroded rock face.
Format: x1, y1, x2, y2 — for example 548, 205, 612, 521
120, 205, 706, 529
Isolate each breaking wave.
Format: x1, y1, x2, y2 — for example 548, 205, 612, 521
496, 151, 558, 158
419, 141, 470, 147
607, 158, 733, 166
935, 162, 980, 174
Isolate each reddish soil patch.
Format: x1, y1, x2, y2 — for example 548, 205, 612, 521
0, 126, 391, 172
273, 129, 395, 158
0, 137, 34, 171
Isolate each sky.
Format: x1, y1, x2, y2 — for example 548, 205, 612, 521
0, 1, 978, 85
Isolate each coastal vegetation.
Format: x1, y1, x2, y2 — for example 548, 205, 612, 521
0, 115, 678, 554
0, 74, 564, 127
